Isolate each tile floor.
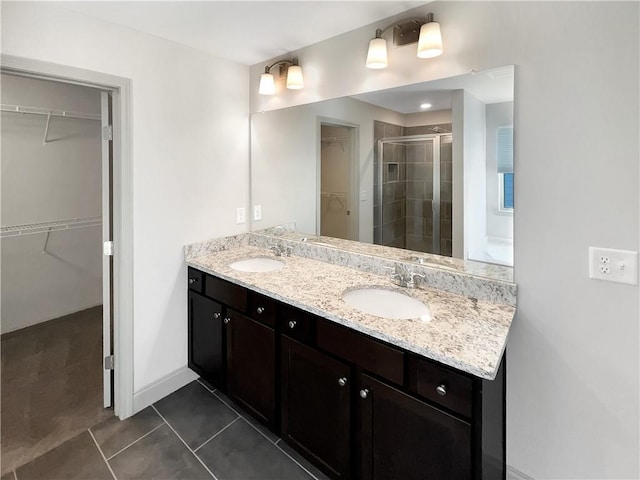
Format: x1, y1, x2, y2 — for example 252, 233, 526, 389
5, 380, 329, 480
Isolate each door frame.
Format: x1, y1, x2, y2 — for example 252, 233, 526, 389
1, 54, 134, 419
316, 117, 359, 240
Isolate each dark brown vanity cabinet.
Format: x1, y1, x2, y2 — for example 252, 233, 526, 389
280, 336, 351, 479
358, 373, 471, 480
187, 268, 505, 480
225, 308, 276, 429
187, 289, 224, 388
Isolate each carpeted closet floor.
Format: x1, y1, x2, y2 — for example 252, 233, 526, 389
1, 306, 113, 475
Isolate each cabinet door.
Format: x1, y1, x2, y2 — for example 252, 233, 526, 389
226, 309, 276, 429
188, 291, 224, 388
359, 374, 471, 480
281, 337, 351, 479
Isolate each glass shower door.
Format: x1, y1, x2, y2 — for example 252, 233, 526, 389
376, 134, 447, 255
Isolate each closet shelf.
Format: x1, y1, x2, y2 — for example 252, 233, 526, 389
0, 217, 102, 238
0, 104, 101, 121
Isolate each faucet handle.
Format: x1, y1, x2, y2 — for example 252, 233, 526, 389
405, 272, 425, 288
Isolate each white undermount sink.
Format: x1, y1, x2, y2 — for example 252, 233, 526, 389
229, 257, 285, 273
342, 287, 431, 321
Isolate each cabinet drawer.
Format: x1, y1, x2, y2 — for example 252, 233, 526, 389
408, 355, 473, 418
187, 267, 203, 294
279, 304, 314, 344
205, 275, 247, 312
247, 291, 278, 327
317, 320, 404, 386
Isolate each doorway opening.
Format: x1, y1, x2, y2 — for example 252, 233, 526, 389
0, 71, 115, 473
319, 122, 358, 241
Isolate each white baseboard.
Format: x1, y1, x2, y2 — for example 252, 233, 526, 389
507, 465, 534, 480
132, 367, 198, 415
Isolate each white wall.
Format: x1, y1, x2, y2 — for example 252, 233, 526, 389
1, 3, 250, 396
405, 108, 451, 127
1, 74, 102, 333
250, 2, 639, 478
486, 101, 514, 240
461, 90, 487, 262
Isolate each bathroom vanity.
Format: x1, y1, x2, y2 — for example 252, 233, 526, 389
185, 234, 515, 480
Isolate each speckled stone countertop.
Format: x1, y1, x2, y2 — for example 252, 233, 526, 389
186, 244, 515, 380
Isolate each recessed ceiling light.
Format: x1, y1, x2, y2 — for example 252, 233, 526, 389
420, 103, 432, 109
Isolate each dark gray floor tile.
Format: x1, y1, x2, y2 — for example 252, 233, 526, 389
197, 377, 216, 392
15, 430, 112, 480
91, 406, 164, 458
154, 381, 238, 450
277, 440, 331, 480
108, 424, 211, 480
197, 418, 312, 480
213, 390, 279, 444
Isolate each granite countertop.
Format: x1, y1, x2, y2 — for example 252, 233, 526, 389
187, 245, 515, 380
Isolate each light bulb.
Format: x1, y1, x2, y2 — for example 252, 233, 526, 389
366, 37, 388, 69
259, 72, 275, 95
286, 65, 304, 90
417, 21, 443, 58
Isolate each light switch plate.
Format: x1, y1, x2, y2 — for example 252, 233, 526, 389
253, 205, 262, 221
236, 207, 246, 224
589, 247, 638, 285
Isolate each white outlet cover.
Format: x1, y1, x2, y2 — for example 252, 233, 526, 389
253, 205, 262, 221
589, 247, 638, 285
236, 207, 246, 224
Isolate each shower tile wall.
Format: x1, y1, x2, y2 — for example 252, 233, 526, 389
373, 121, 404, 247
374, 121, 453, 256
404, 142, 432, 253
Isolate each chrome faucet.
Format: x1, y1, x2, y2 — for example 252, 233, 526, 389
387, 265, 424, 289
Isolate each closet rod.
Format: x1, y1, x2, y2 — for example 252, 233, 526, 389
321, 136, 349, 142
0, 104, 101, 121
0, 216, 102, 239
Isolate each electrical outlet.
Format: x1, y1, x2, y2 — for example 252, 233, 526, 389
236, 207, 246, 224
589, 247, 638, 285
253, 205, 262, 221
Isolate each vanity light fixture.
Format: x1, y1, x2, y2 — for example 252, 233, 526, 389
420, 103, 432, 109
366, 13, 443, 69
258, 58, 304, 95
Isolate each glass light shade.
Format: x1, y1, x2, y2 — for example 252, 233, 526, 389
259, 73, 275, 95
417, 21, 443, 58
366, 37, 388, 69
286, 65, 304, 90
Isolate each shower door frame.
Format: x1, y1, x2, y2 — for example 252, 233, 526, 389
377, 133, 450, 254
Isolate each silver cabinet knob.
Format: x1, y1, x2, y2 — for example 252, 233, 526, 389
436, 384, 447, 396
256, 307, 265, 314
189, 278, 197, 284
360, 389, 369, 399
288, 320, 296, 329
223, 317, 231, 324
338, 377, 347, 387
213, 312, 221, 319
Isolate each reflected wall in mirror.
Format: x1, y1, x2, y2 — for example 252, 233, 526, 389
251, 66, 514, 268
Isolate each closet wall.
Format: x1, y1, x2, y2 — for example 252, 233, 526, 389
1, 74, 103, 334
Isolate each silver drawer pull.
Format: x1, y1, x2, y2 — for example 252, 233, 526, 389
223, 317, 231, 324
257, 307, 265, 314
436, 384, 447, 396
360, 389, 369, 399
288, 320, 297, 329
189, 278, 197, 284
213, 312, 221, 319
338, 377, 347, 387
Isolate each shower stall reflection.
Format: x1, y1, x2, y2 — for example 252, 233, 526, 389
374, 125, 453, 256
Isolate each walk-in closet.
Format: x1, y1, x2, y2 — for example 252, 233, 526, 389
1, 73, 112, 474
